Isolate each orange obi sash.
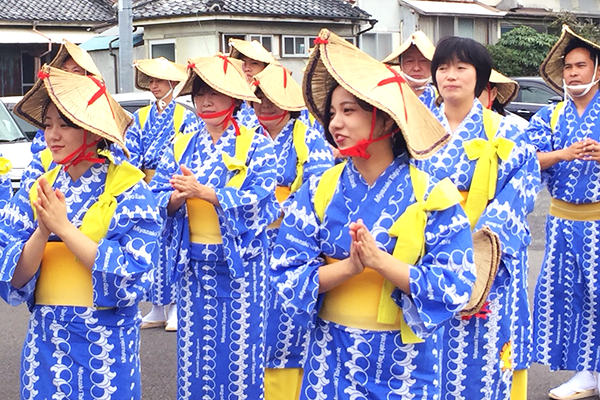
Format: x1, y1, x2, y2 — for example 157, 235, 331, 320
549, 198, 600, 221
187, 198, 223, 244
459, 190, 469, 210
143, 169, 156, 183
269, 186, 292, 229
319, 257, 403, 331
36, 242, 94, 307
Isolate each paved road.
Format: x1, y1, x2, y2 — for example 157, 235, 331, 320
0, 189, 597, 399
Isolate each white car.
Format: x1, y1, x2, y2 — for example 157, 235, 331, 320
0, 99, 32, 191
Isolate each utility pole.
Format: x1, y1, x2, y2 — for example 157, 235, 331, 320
118, 0, 134, 93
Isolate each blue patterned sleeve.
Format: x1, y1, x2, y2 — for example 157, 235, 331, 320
524, 104, 554, 152
0, 167, 11, 208
29, 129, 46, 154
125, 114, 144, 169
270, 175, 323, 328
401, 200, 476, 338
215, 133, 279, 237
93, 181, 162, 308
20, 152, 48, 191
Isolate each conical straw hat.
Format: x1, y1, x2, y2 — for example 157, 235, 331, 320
459, 226, 501, 317
382, 31, 436, 65
489, 70, 519, 106
49, 39, 103, 78
540, 25, 600, 93
13, 64, 131, 155
176, 55, 259, 103
252, 64, 305, 111
303, 29, 449, 159
229, 39, 279, 65
133, 57, 189, 90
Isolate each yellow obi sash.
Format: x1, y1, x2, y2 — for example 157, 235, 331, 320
549, 198, 600, 221
187, 198, 223, 244
36, 242, 93, 307
143, 168, 156, 183
319, 257, 402, 331
269, 186, 292, 229
459, 190, 469, 209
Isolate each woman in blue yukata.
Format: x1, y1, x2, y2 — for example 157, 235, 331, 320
0, 65, 162, 399
149, 54, 279, 399
250, 63, 334, 399
414, 36, 540, 400
270, 29, 477, 399
127, 57, 196, 332
0, 154, 11, 208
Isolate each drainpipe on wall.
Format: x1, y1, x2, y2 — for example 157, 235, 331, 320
109, 37, 120, 93
32, 22, 53, 77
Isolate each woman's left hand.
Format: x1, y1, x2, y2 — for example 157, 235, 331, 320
33, 177, 71, 238
351, 219, 384, 270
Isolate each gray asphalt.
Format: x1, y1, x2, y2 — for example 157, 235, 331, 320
0, 188, 597, 399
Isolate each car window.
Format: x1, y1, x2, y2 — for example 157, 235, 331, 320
519, 83, 558, 105
0, 101, 26, 141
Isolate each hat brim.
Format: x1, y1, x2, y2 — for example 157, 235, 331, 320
459, 226, 501, 317
489, 70, 519, 106
303, 29, 449, 160
382, 31, 436, 65
253, 64, 305, 111
176, 56, 259, 103
50, 39, 103, 78
134, 58, 188, 91
229, 39, 279, 65
540, 25, 600, 93
14, 65, 131, 156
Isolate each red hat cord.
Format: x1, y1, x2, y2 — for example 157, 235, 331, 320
337, 107, 396, 159
197, 98, 241, 136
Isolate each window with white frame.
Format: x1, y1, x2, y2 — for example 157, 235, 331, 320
282, 35, 355, 57
222, 34, 274, 53
150, 40, 176, 61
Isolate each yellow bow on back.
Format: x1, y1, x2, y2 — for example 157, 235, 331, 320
382, 166, 463, 342
0, 157, 12, 175
462, 108, 514, 229
223, 125, 256, 190
290, 120, 309, 194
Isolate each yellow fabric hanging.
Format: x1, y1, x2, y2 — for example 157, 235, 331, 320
30, 161, 144, 242
462, 108, 514, 229
223, 125, 257, 189
137, 102, 187, 136
0, 157, 12, 175
289, 120, 310, 194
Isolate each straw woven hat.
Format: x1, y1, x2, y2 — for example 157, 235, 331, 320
303, 29, 449, 159
252, 64, 305, 111
229, 39, 279, 65
176, 55, 259, 103
49, 39, 102, 78
382, 31, 436, 65
489, 70, 519, 106
540, 25, 600, 93
459, 226, 501, 317
14, 64, 131, 155
133, 57, 188, 91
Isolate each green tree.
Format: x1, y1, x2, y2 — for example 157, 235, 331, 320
487, 25, 557, 76
551, 12, 600, 43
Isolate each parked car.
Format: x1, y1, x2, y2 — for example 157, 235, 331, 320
505, 76, 562, 121
1, 96, 39, 140
0, 99, 33, 191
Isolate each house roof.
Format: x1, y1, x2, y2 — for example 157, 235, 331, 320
132, 0, 372, 22
0, 0, 115, 23
401, 0, 506, 18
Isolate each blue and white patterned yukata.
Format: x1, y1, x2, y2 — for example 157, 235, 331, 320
0, 152, 11, 208
415, 99, 539, 400
526, 92, 600, 372
261, 117, 334, 371
126, 101, 196, 306
0, 160, 162, 400
420, 83, 438, 111
150, 117, 279, 400
271, 155, 476, 399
